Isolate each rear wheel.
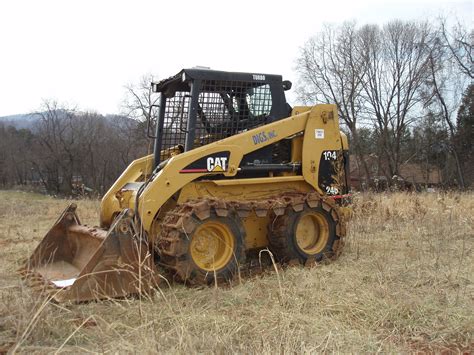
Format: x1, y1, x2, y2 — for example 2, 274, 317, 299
269, 206, 337, 263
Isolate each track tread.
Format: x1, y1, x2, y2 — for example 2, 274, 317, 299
156, 193, 347, 285
268, 195, 346, 263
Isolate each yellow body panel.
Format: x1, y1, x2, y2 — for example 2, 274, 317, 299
177, 177, 310, 201
291, 106, 312, 115
100, 154, 153, 227
340, 132, 349, 150
100, 104, 344, 236
291, 136, 303, 162
302, 107, 342, 191
241, 215, 270, 249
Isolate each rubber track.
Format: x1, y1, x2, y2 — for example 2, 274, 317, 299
156, 192, 347, 282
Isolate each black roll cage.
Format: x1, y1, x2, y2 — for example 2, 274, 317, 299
150, 68, 291, 169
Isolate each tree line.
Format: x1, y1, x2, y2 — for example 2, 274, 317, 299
0, 17, 472, 194
296, 18, 473, 188
0, 101, 150, 195
0, 73, 160, 195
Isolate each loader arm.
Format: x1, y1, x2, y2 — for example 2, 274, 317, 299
136, 104, 342, 232
100, 154, 154, 228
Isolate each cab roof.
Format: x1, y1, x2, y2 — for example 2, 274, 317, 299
152, 68, 284, 94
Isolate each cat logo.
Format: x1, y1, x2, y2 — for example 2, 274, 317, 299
207, 157, 228, 172
179, 151, 230, 174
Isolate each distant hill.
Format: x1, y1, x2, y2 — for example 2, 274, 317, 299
0, 112, 141, 132
0, 112, 140, 133
0, 113, 38, 130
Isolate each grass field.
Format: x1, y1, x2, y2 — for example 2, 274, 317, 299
0, 190, 472, 353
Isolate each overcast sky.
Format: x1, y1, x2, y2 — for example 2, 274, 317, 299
0, 0, 471, 116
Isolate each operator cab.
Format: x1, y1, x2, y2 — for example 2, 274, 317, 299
151, 68, 292, 168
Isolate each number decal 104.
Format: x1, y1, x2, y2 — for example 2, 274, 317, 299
323, 150, 338, 160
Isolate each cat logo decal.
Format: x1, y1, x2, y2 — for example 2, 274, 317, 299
179, 151, 230, 174
206, 157, 227, 172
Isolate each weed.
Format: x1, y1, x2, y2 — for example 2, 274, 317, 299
0, 190, 472, 353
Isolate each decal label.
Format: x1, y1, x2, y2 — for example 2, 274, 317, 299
179, 151, 230, 174
252, 74, 265, 80
319, 150, 344, 196
207, 157, 227, 172
315, 129, 325, 139
325, 186, 339, 195
323, 150, 337, 161
252, 129, 277, 145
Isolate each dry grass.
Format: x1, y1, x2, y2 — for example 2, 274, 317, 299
0, 190, 472, 353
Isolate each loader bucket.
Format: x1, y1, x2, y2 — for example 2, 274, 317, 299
19, 204, 159, 302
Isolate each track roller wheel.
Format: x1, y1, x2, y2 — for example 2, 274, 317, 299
269, 205, 338, 264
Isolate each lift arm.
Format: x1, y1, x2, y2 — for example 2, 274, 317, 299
134, 104, 342, 231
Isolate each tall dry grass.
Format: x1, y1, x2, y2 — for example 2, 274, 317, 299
0, 190, 472, 353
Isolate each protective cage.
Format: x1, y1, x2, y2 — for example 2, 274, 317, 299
152, 69, 290, 164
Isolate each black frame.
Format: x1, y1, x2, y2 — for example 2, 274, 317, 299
151, 69, 291, 168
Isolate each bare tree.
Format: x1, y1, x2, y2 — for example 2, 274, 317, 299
0, 124, 34, 186
297, 20, 434, 185
122, 74, 160, 124
121, 74, 160, 155
32, 101, 79, 194
296, 22, 371, 186
455, 84, 474, 187
359, 20, 432, 179
421, 19, 473, 188
440, 19, 473, 79
1, 76, 164, 195
31, 101, 149, 195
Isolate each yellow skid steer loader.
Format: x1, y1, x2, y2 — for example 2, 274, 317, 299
20, 69, 350, 302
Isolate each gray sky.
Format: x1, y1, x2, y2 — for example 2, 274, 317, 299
0, 0, 471, 116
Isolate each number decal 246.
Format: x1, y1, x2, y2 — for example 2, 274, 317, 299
325, 186, 339, 195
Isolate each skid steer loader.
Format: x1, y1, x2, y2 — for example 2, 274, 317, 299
19, 68, 350, 302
